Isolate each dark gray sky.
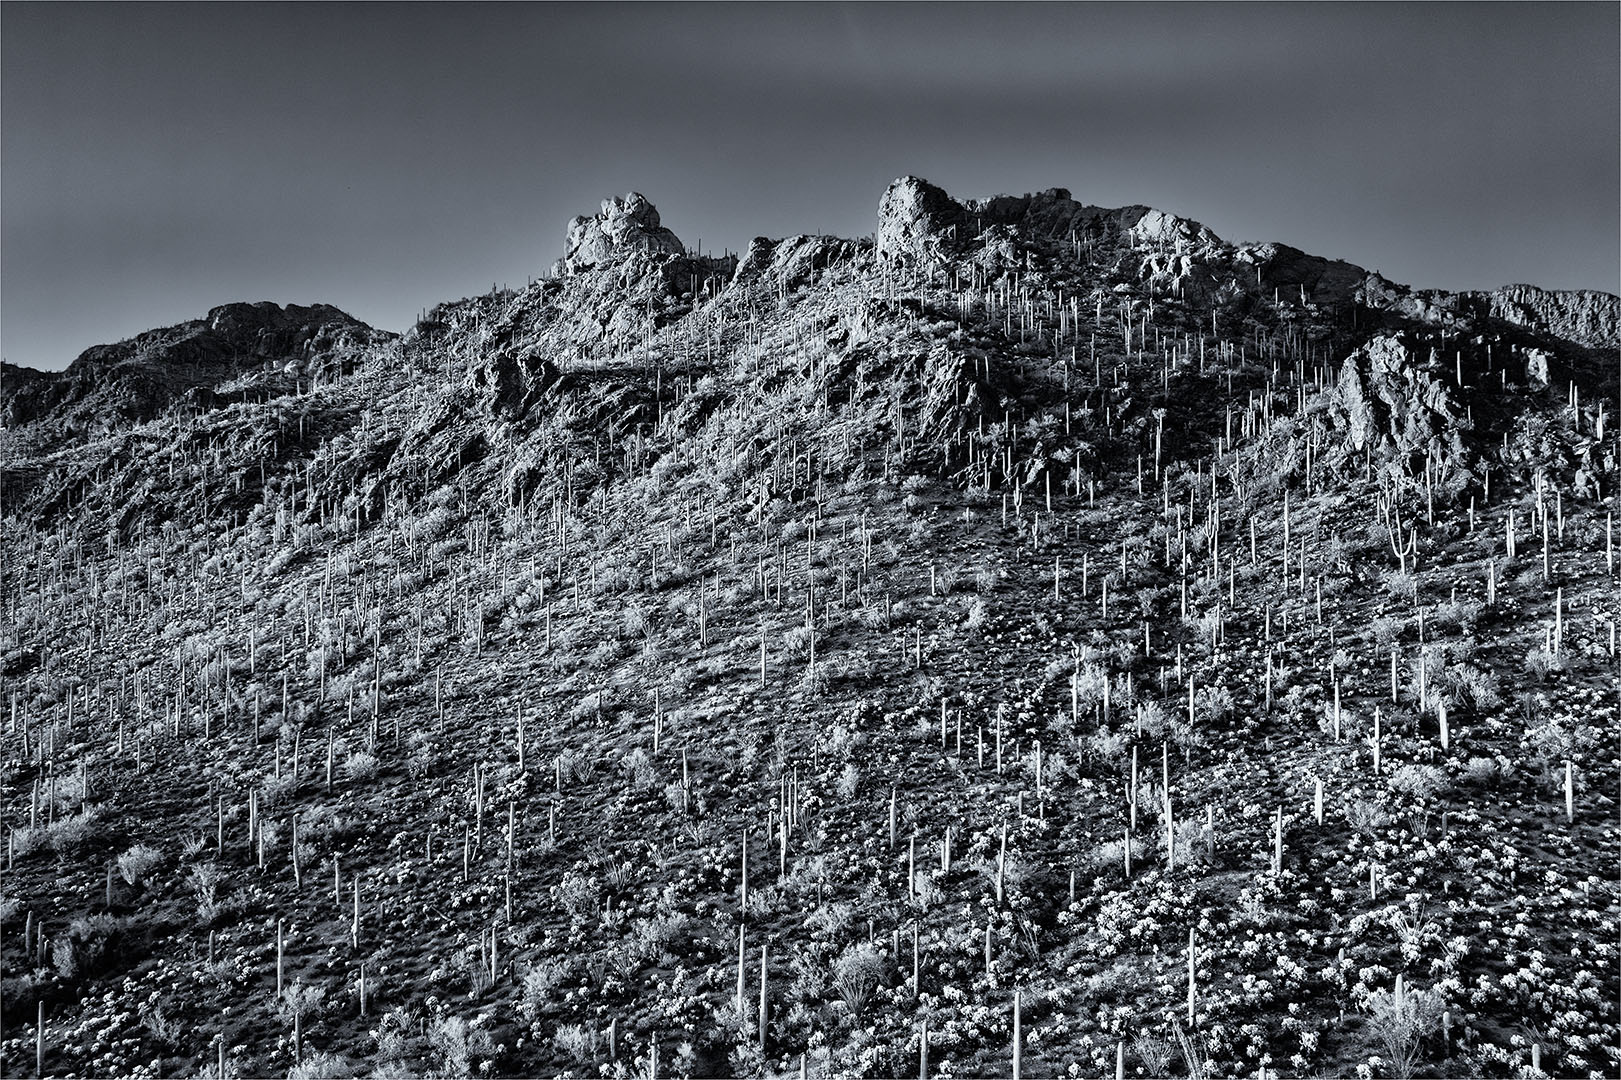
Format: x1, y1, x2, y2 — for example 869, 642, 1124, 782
4, 2, 1617, 371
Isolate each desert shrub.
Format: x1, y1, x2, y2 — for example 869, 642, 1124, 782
1133, 1033, 1175, 1076
278, 979, 328, 1033
821, 723, 860, 759
783, 626, 813, 659
1088, 833, 1147, 873
974, 566, 1000, 593
48, 806, 103, 854
140, 998, 184, 1051
1173, 1019, 1209, 1080
1388, 905, 1441, 965
832, 942, 886, 1015
345, 751, 379, 781
1167, 815, 1212, 869
621, 748, 656, 791
554, 871, 600, 919
566, 691, 612, 727
425, 1015, 494, 1077
1135, 699, 1170, 738
45, 772, 87, 813
519, 958, 571, 1021
258, 820, 283, 859
65, 913, 129, 976
1524, 717, 1596, 770
1194, 683, 1235, 727
117, 842, 163, 886
1085, 725, 1130, 764
1443, 661, 1500, 711
406, 733, 439, 780
557, 748, 595, 784
586, 637, 624, 668
553, 1023, 600, 1063
260, 772, 299, 807
1362, 982, 1445, 1079
190, 863, 226, 922
935, 566, 959, 594
630, 911, 692, 962
1431, 597, 1483, 635
417, 505, 457, 542
1387, 764, 1449, 802
286, 1051, 355, 1079
835, 763, 861, 799
621, 605, 650, 639
1522, 645, 1566, 681
372, 1007, 424, 1064
1346, 799, 1392, 836
1383, 569, 1418, 602
800, 660, 831, 695
1072, 663, 1109, 711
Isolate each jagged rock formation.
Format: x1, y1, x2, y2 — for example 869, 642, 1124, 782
1330, 333, 1471, 472
876, 176, 973, 262
5, 178, 1615, 524
558, 192, 686, 275
1465, 284, 1620, 352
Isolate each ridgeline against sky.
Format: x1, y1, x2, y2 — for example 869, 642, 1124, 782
3, 2, 1617, 372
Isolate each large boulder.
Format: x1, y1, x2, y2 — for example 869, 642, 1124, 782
876, 176, 971, 264
1331, 332, 1469, 475
561, 192, 685, 274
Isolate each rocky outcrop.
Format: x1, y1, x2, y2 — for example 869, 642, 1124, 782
876, 177, 972, 263
1237, 243, 1369, 306
1122, 208, 1222, 251
1330, 332, 1470, 473
560, 193, 685, 274
1469, 284, 1619, 351
0, 302, 388, 444
731, 235, 864, 290
971, 187, 1090, 239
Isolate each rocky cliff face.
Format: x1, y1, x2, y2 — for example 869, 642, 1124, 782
1469, 284, 1620, 352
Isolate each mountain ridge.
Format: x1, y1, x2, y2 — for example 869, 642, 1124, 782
5, 176, 1615, 384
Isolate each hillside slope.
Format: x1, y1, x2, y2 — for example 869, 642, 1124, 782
1, 178, 1617, 1080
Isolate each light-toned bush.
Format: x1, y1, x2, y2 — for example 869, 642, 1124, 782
118, 843, 163, 886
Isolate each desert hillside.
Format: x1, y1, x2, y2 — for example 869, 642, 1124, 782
1, 177, 1617, 1080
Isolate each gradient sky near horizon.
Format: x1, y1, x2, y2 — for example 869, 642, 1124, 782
3, 2, 1617, 372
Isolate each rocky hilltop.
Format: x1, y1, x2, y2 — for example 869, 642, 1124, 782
0, 179, 1616, 1080
2, 302, 390, 453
